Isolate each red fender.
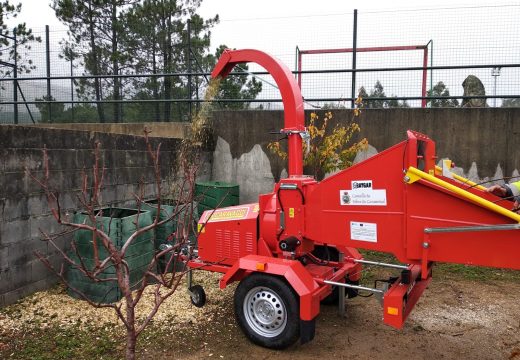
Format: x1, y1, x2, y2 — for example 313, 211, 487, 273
219, 255, 321, 321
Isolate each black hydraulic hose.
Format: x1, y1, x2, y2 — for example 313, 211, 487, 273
276, 185, 306, 241
276, 186, 284, 214
466, 175, 520, 190
276, 185, 306, 211
296, 187, 305, 205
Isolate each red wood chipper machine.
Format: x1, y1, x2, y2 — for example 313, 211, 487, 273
184, 49, 520, 349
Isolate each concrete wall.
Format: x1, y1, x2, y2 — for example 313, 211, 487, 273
0, 125, 182, 306
210, 108, 520, 202
31, 122, 191, 139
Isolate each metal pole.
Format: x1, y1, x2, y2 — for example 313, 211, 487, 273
45, 25, 52, 122
491, 67, 501, 108
152, 36, 160, 122
195, 65, 200, 113
13, 28, 18, 124
338, 252, 345, 316
421, 46, 428, 108
70, 52, 75, 122
187, 19, 192, 121
16, 83, 35, 123
187, 269, 193, 289
352, 258, 409, 270
294, 46, 299, 81
351, 9, 358, 108
297, 50, 302, 89
494, 75, 497, 107
430, 40, 433, 101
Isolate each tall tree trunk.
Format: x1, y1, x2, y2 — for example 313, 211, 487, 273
163, 16, 173, 122
152, 41, 160, 122
88, 0, 105, 123
111, 1, 120, 123
163, 56, 171, 122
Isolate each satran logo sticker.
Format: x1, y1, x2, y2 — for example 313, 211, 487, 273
339, 179, 387, 206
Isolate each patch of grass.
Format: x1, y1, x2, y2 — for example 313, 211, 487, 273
359, 250, 520, 282
434, 263, 520, 281
2, 325, 122, 360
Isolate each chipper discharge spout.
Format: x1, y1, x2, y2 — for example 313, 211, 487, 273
211, 48, 306, 176
186, 49, 520, 350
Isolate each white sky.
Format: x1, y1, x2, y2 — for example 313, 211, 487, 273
13, 0, 513, 33
7, 0, 520, 108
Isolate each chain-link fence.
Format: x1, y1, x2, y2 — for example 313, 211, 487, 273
1, 4, 519, 124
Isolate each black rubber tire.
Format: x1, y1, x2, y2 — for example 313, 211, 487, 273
189, 285, 206, 308
234, 274, 300, 349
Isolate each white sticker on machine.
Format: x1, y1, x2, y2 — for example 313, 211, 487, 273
350, 221, 377, 242
340, 189, 387, 206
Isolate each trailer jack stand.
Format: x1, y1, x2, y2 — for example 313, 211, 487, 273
338, 286, 346, 316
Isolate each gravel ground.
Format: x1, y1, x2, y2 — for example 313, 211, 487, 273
1, 273, 520, 359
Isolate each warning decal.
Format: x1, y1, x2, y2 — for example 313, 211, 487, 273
350, 221, 377, 242
206, 206, 249, 222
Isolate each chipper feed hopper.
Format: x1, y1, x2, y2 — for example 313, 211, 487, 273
185, 49, 520, 349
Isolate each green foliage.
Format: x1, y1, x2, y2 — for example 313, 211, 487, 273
268, 111, 367, 180
117, 0, 218, 122
320, 102, 347, 109
367, 81, 387, 108
51, 0, 216, 122
35, 95, 65, 123
35, 95, 98, 123
209, 45, 263, 109
29, 1, 264, 123
388, 97, 410, 108
427, 81, 459, 108
52, 0, 141, 122
0, 1, 41, 80
358, 81, 408, 108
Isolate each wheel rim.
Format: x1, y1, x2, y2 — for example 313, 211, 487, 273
243, 286, 287, 338
191, 293, 199, 303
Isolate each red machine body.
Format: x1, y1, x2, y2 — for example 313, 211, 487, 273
188, 48, 520, 348
197, 203, 259, 266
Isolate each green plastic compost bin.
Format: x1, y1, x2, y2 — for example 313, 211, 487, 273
66, 207, 154, 303
195, 181, 239, 215
143, 199, 198, 272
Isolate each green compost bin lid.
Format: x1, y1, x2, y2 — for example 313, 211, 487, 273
72, 207, 153, 252
195, 181, 239, 212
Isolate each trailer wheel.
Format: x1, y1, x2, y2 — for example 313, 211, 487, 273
189, 285, 206, 308
234, 274, 300, 349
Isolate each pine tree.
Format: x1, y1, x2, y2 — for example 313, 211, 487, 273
0, 1, 41, 81
427, 81, 459, 108
52, 0, 135, 123
209, 45, 263, 110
